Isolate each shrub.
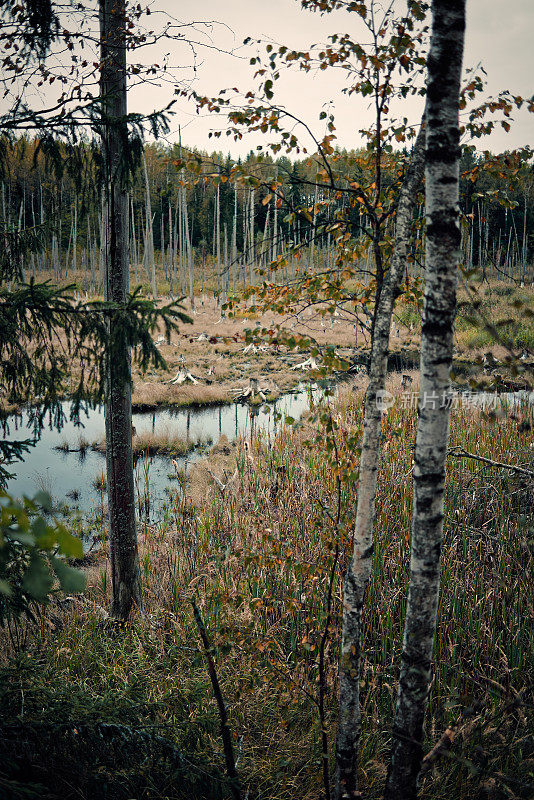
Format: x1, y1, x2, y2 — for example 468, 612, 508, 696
0, 491, 86, 624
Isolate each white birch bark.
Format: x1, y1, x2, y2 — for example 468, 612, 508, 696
335, 117, 427, 800
249, 188, 255, 288
178, 186, 184, 296
216, 185, 221, 303
72, 200, 77, 275
309, 184, 318, 269
160, 211, 165, 281
182, 187, 194, 311
273, 178, 278, 262
142, 152, 156, 299
522, 191, 527, 281
260, 206, 270, 270
384, 2, 465, 797
223, 222, 228, 301
242, 188, 248, 291
232, 184, 238, 296
172, 194, 179, 297
168, 200, 173, 295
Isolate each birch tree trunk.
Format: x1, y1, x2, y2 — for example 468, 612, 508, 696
168, 200, 173, 295
231, 184, 238, 296
335, 117, 427, 800
142, 152, 156, 299
182, 186, 195, 311
216, 185, 221, 304
100, 0, 143, 622
384, 2, 465, 797
249, 188, 255, 288
72, 200, 77, 275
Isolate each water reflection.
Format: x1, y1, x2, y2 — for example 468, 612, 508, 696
3, 385, 323, 522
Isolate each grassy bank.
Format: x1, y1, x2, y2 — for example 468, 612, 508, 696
2, 277, 532, 417
1, 381, 532, 800
92, 428, 211, 458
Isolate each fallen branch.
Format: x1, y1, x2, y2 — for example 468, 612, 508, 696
191, 599, 241, 800
448, 447, 534, 478
419, 726, 457, 778
205, 467, 226, 495
165, 369, 199, 386
62, 595, 109, 621
205, 467, 239, 497
291, 356, 319, 371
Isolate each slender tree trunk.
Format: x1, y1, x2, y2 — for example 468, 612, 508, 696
242, 190, 250, 291
384, 2, 465, 797
131, 194, 139, 286
183, 186, 194, 311
142, 152, 156, 299
98, 190, 105, 293
88, 218, 96, 295
232, 183, 238, 296
100, 0, 143, 622
249, 188, 255, 288
223, 222, 228, 300
72, 200, 77, 275
168, 199, 173, 296
216, 184, 221, 305
335, 117, 426, 800
309, 183, 318, 269
521, 191, 527, 282
160, 209, 165, 281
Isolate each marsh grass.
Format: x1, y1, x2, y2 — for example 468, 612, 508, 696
1, 382, 532, 800
91, 471, 106, 492
93, 428, 210, 458
455, 281, 534, 355
54, 434, 91, 454
132, 381, 231, 412
395, 280, 534, 361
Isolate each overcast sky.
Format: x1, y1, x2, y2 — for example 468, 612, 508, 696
5, 1, 532, 156
123, 0, 533, 157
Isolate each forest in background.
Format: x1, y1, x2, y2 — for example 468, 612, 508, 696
2, 135, 533, 301
1, 1, 533, 799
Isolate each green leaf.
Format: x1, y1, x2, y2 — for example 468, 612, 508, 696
56, 527, 84, 559
22, 554, 54, 601
7, 530, 35, 546
51, 557, 86, 593
33, 491, 52, 511
32, 516, 55, 548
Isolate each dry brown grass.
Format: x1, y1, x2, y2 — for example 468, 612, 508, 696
131, 380, 231, 411
12, 268, 533, 418
81, 380, 533, 797
92, 427, 209, 457
2, 377, 533, 799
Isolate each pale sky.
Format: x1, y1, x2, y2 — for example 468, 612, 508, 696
5, 0, 533, 157
124, 0, 533, 157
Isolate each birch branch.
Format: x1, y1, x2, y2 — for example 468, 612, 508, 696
448, 446, 534, 478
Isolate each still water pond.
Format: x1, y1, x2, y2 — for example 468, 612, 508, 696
4, 383, 532, 526
4, 387, 320, 522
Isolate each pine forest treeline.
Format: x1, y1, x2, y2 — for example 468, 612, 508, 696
2, 136, 533, 299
